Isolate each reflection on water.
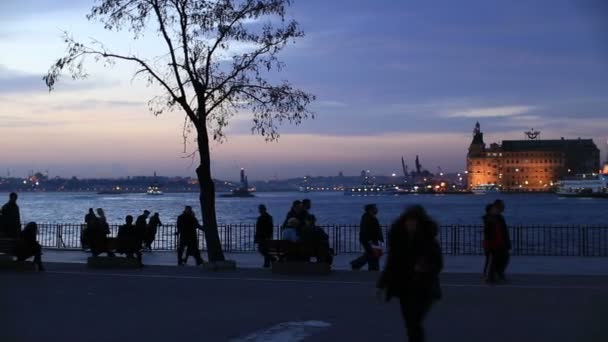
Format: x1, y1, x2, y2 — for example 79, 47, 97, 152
1, 192, 606, 226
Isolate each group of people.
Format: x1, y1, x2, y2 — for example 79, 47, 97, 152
254, 199, 333, 267
0, 193, 44, 271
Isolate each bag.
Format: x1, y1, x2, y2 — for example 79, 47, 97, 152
370, 243, 384, 258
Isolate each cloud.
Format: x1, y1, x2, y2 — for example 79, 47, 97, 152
0, 115, 66, 128
443, 105, 536, 118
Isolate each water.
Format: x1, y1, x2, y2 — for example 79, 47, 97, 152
2, 191, 607, 226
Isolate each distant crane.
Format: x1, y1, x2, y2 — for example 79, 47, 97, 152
401, 156, 408, 178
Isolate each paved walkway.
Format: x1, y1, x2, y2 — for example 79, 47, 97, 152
41, 248, 608, 275
1, 264, 607, 341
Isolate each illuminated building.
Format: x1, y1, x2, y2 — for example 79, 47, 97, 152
467, 123, 600, 191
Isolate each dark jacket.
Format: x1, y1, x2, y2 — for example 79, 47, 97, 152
377, 222, 443, 301
255, 212, 274, 243
15, 224, 41, 258
177, 213, 202, 243
1, 201, 21, 238
117, 223, 139, 253
483, 213, 511, 251
359, 212, 384, 248
135, 215, 148, 242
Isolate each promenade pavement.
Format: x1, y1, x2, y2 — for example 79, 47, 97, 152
1, 262, 607, 342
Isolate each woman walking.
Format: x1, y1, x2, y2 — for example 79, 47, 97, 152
377, 205, 443, 342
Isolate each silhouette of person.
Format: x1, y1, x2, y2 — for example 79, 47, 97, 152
116, 215, 143, 266
487, 199, 511, 283
135, 210, 150, 249
481, 203, 494, 280
281, 218, 300, 242
89, 208, 114, 257
15, 222, 44, 271
82, 208, 97, 249
377, 205, 443, 342
1, 193, 21, 238
350, 204, 384, 271
255, 204, 274, 268
145, 212, 161, 250
176, 206, 204, 266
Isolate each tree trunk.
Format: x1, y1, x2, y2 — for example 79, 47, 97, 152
196, 124, 226, 262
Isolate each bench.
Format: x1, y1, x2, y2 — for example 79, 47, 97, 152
86, 238, 143, 269
0, 238, 36, 271
264, 240, 332, 275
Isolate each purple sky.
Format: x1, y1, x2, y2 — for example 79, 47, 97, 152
0, 0, 607, 180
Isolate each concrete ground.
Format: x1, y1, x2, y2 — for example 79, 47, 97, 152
1, 263, 607, 342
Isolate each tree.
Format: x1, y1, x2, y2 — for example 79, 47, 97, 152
44, 0, 315, 262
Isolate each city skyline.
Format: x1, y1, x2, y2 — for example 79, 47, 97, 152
1, 0, 608, 179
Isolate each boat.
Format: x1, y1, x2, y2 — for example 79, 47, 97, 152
97, 186, 125, 195
555, 174, 608, 198
219, 168, 255, 197
146, 185, 163, 195
471, 184, 500, 195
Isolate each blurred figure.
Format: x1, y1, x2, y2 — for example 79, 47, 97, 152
281, 200, 303, 230
15, 222, 44, 271
350, 204, 384, 271
255, 204, 274, 268
281, 218, 300, 242
0, 193, 21, 238
377, 205, 443, 342
81, 208, 97, 250
484, 200, 511, 283
176, 206, 204, 266
135, 210, 150, 249
145, 212, 162, 251
89, 208, 114, 257
116, 215, 143, 266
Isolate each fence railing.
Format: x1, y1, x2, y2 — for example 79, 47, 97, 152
33, 223, 608, 257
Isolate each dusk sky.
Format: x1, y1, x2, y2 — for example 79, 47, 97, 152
1, 0, 607, 180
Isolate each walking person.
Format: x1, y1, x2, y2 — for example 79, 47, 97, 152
377, 205, 443, 342
255, 204, 274, 268
15, 222, 45, 271
481, 203, 494, 278
176, 206, 204, 266
350, 204, 384, 271
145, 212, 161, 251
135, 210, 150, 250
0, 192, 21, 238
493, 199, 511, 282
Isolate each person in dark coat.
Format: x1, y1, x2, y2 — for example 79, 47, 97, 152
89, 208, 114, 257
377, 205, 443, 342
81, 208, 97, 249
281, 200, 303, 231
135, 210, 150, 249
255, 204, 274, 268
492, 199, 511, 282
15, 222, 44, 271
350, 204, 384, 271
145, 212, 161, 251
116, 215, 143, 266
176, 206, 204, 266
481, 203, 495, 278
1, 193, 21, 238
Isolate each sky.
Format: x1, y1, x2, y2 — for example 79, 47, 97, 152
1, 0, 607, 180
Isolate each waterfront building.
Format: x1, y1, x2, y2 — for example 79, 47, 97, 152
467, 122, 600, 191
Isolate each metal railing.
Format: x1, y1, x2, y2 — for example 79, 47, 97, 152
33, 223, 608, 257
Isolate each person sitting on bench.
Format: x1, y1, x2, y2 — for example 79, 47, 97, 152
282, 218, 300, 242
89, 209, 114, 257
15, 222, 45, 271
116, 215, 143, 266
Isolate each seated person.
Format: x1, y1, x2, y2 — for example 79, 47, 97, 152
15, 222, 45, 271
281, 218, 300, 242
89, 216, 115, 257
116, 215, 143, 266
300, 217, 333, 265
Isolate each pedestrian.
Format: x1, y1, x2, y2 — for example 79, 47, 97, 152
487, 199, 511, 283
377, 205, 443, 342
135, 210, 150, 249
176, 206, 204, 266
116, 215, 143, 266
81, 208, 97, 249
350, 204, 384, 271
89, 208, 114, 257
0, 192, 21, 238
255, 204, 274, 268
145, 212, 161, 251
481, 203, 494, 278
15, 222, 45, 271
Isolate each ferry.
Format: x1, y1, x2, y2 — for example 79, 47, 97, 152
97, 186, 125, 195
146, 185, 163, 195
555, 174, 608, 198
471, 184, 500, 195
